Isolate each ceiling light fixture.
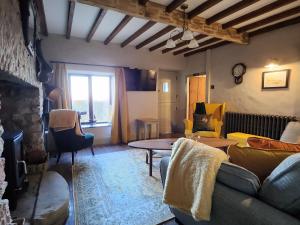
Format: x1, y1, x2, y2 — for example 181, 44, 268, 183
165, 4, 199, 49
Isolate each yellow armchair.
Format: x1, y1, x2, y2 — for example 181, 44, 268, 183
183, 103, 226, 138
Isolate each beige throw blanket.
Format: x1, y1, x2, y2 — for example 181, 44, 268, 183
49, 109, 83, 136
163, 138, 228, 221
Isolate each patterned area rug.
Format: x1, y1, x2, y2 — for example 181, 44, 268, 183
72, 149, 174, 225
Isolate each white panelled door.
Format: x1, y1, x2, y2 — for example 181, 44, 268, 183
158, 70, 178, 134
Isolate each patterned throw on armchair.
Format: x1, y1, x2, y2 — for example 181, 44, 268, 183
184, 103, 226, 138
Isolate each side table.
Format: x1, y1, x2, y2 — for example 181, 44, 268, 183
136, 118, 160, 140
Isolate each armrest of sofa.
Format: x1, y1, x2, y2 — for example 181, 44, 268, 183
160, 157, 170, 188
160, 157, 260, 197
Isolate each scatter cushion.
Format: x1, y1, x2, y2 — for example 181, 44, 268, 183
259, 153, 300, 218
248, 137, 300, 152
227, 145, 295, 182
192, 114, 213, 133
217, 162, 260, 196
280, 122, 300, 144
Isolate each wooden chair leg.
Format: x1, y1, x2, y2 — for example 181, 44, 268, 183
56, 152, 61, 164
91, 145, 95, 156
72, 151, 75, 165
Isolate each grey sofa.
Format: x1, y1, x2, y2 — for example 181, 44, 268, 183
160, 153, 300, 225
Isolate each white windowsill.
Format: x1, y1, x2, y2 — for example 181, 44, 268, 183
81, 123, 111, 129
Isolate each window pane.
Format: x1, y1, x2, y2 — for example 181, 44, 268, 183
163, 82, 169, 93
70, 76, 89, 122
92, 76, 112, 122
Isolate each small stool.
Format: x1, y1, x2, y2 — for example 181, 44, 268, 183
136, 118, 160, 140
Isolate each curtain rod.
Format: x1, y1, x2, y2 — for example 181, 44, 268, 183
50, 60, 120, 68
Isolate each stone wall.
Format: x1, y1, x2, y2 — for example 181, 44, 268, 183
0, 109, 12, 224
0, 0, 45, 223
0, 0, 40, 88
0, 0, 44, 153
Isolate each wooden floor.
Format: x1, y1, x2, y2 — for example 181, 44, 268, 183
48, 141, 182, 225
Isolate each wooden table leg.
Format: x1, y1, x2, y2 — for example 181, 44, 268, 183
145, 152, 149, 164
136, 121, 140, 140
144, 123, 147, 140
156, 122, 160, 139
149, 149, 153, 176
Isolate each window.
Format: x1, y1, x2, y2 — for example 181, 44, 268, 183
70, 73, 113, 124
162, 82, 169, 93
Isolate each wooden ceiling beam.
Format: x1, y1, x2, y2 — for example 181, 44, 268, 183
184, 41, 230, 57
184, 15, 300, 57
206, 0, 259, 25
86, 8, 107, 42
136, 25, 175, 49
166, 0, 186, 13
162, 34, 207, 54
104, 15, 132, 45
35, 0, 48, 36
121, 21, 156, 47
188, 0, 223, 19
173, 37, 220, 55
149, 31, 183, 52
66, 0, 75, 39
78, 0, 248, 44
249, 16, 300, 37
237, 6, 300, 33
222, 0, 297, 29
139, 0, 149, 5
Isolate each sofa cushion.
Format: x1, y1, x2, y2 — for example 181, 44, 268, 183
247, 137, 300, 152
227, 132, 271, 147
217, 162, 260, 196
259, 153, 300, 218
280, 122, 300, 144
227, 145, 295, 182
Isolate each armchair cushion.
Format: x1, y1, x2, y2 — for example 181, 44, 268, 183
259, 153, 300, 218
194, 131, 219, 138
217, 162, 260, 196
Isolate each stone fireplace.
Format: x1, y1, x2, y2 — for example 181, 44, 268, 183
0, 82, 44, 157
0, 0, 45, 223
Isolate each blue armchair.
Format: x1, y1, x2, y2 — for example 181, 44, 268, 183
160, 154, 300, 225
50, 111, 94, 165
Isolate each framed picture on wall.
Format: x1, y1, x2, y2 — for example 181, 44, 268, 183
262, 69, 290, 89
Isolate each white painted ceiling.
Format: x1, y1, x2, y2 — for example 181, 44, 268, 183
41, 0, 300, 55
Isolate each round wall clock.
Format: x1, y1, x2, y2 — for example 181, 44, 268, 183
232, 63, 246, 84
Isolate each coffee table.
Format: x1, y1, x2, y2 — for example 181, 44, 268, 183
128, 137, 237, 176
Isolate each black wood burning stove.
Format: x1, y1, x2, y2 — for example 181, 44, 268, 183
2, 131, 27, 210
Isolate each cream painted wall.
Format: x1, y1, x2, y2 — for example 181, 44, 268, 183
127, 92, 158, 140
185, 23, 300, 118
43, 34, 185, 144
43, 34, 186, 71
